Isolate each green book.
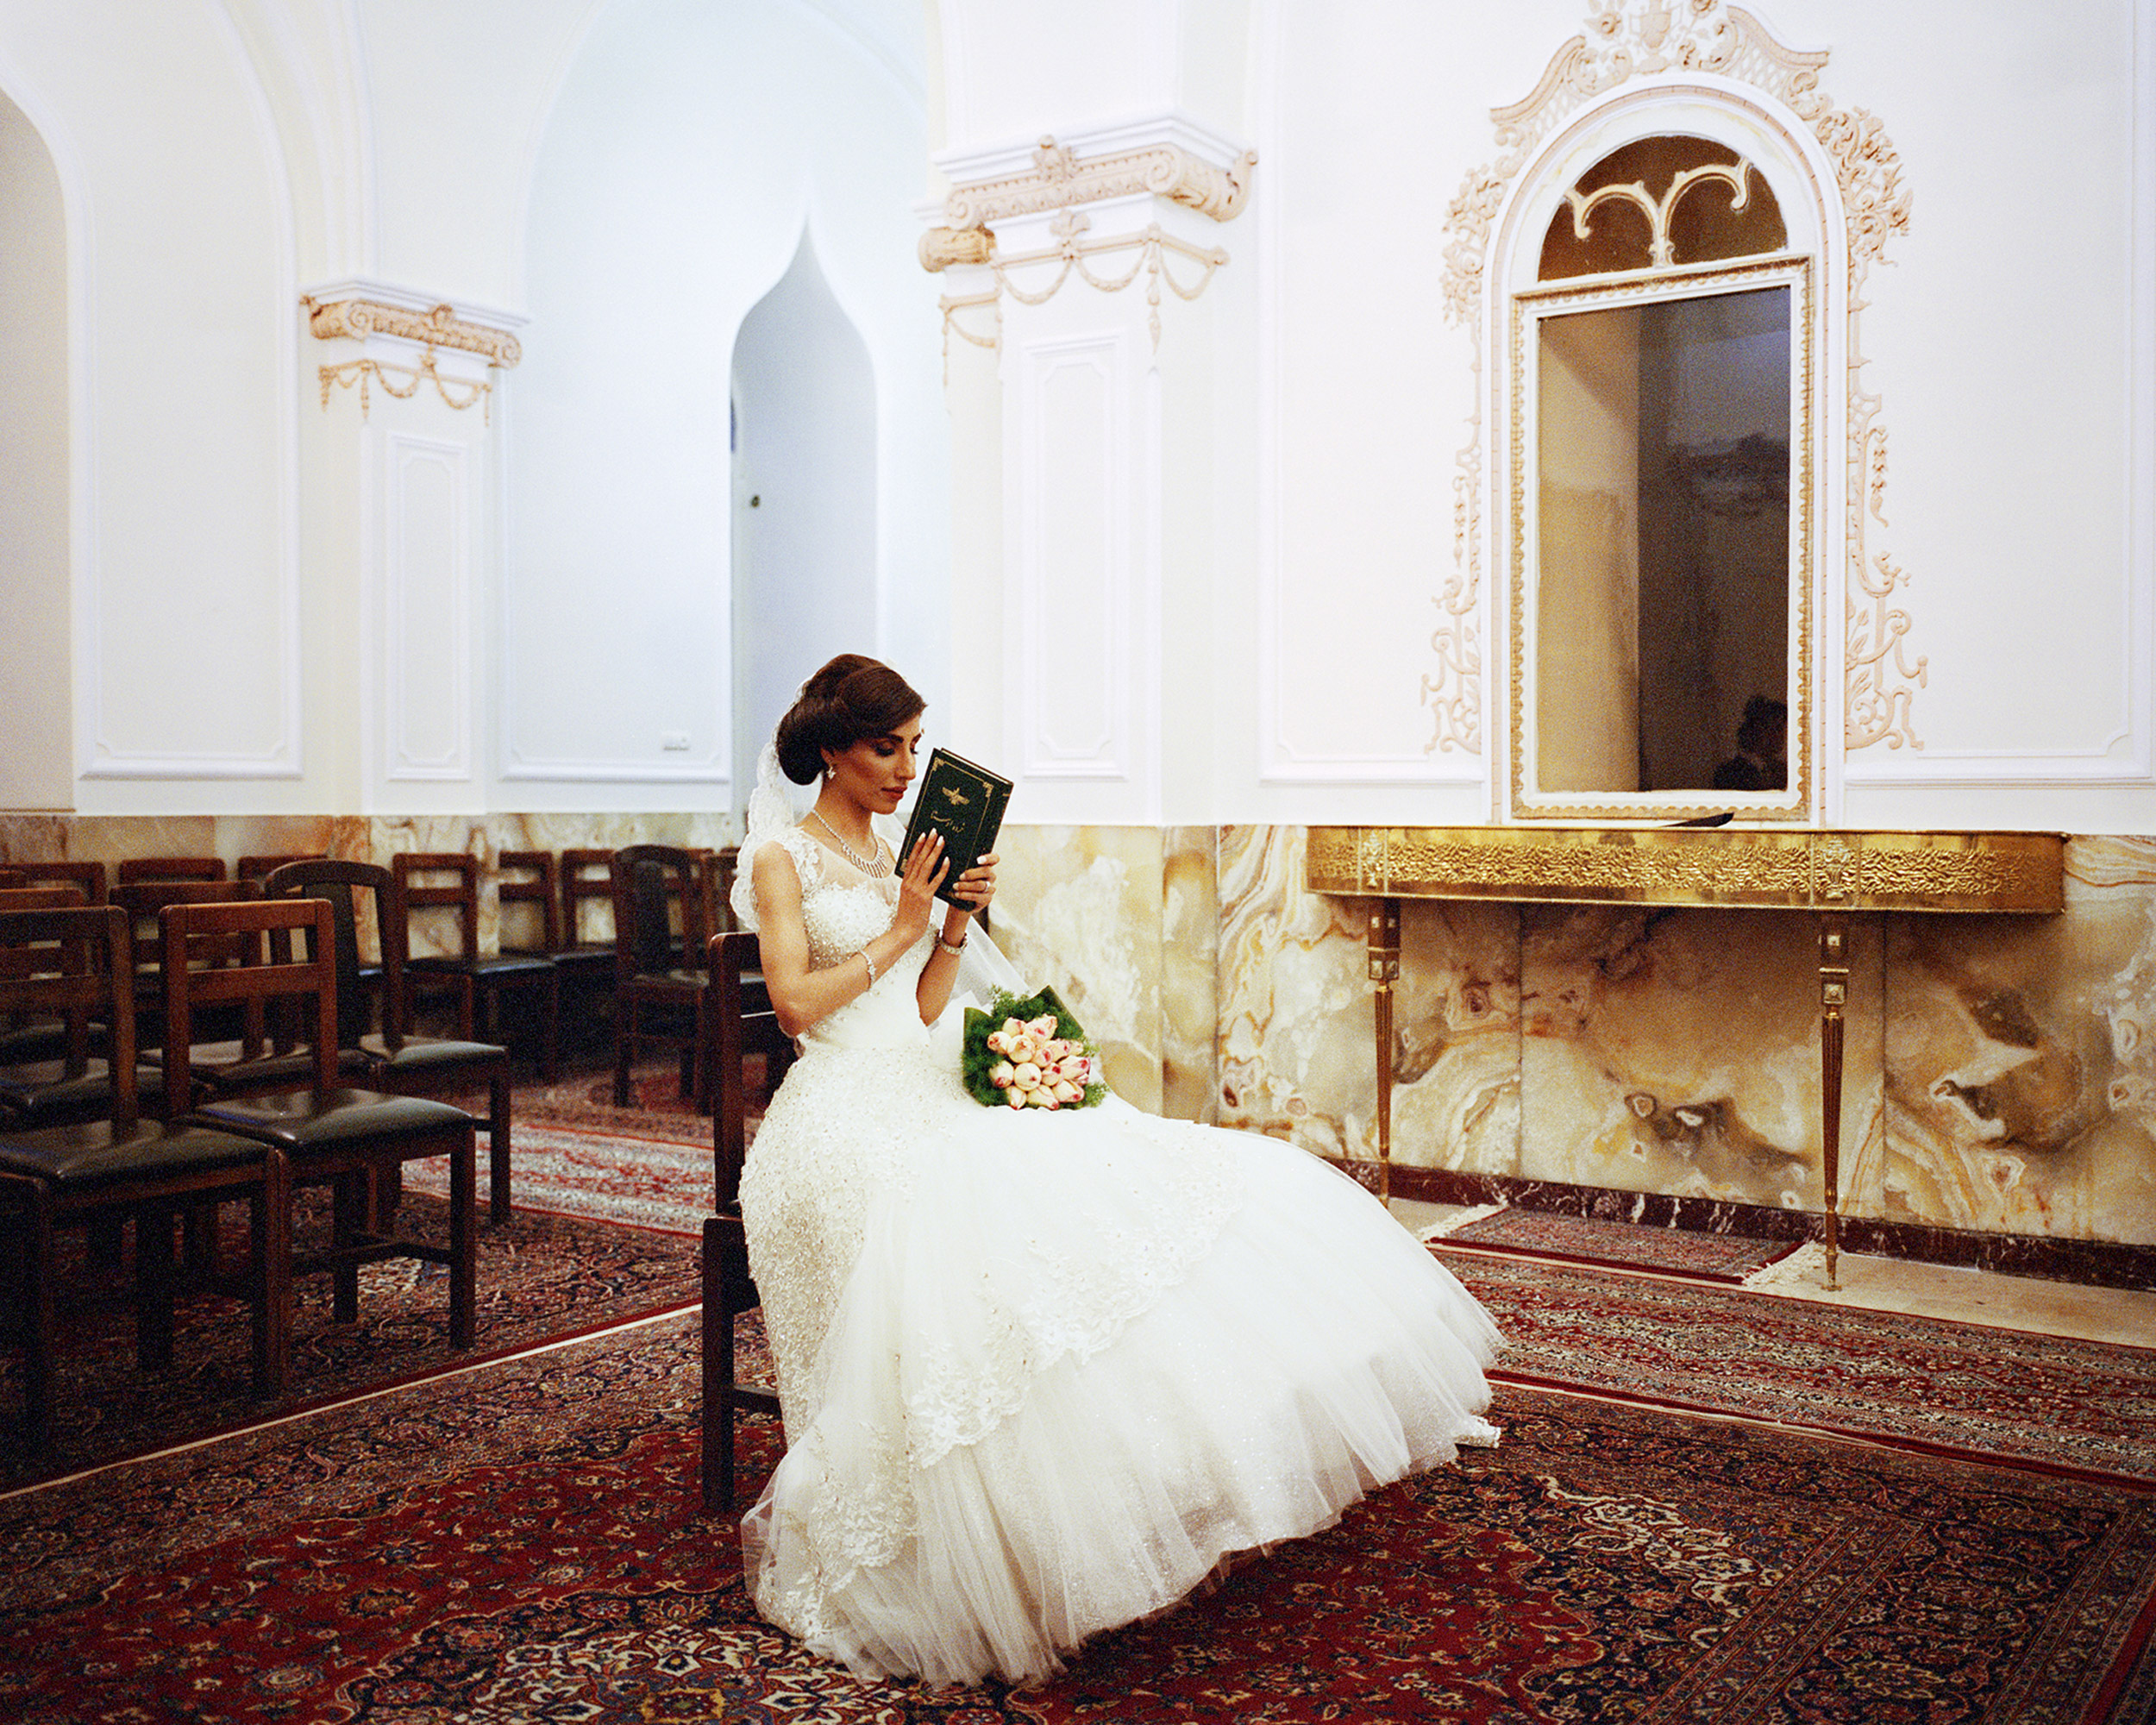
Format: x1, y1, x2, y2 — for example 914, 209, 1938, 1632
899, 748, 1012, 905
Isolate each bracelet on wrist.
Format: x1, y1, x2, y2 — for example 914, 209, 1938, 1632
937, 932, 968, 956
860, 947, 879, 984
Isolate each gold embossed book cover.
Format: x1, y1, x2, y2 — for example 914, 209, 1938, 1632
900, 748, 1012, 905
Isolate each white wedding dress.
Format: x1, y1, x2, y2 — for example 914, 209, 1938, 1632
737, 823, 1501, 1688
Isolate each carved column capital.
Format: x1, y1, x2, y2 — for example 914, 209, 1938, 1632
302, 289, 523, 368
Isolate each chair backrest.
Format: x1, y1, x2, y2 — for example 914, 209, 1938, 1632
260, 859, 410, 1050
117, 856, 226, 885
561, 848, 614, 947
611, 844, 708, 984
112, 879, 262, 977
237, 852, 327, 881
0, 885, 87, 912
0, 906, 139, 1130
392, 852, 479, 963
159, 898, 338, 1117
5, 861, 107, 904
498, 850, 561, 954
707, 930, 793, 1214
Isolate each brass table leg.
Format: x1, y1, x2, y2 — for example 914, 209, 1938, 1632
1369, 898, 1401, 1206
1818, 913, 1849, 1290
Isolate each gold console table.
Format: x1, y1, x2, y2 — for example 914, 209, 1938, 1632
1307, 826, 2066, 1287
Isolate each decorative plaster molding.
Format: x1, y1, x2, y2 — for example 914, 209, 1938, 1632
304, 295, 523, 367
1432, 0, 1921, 761
941, 132, 1255, 230
317, 353, 495, 422
924, 130, 1254, 364
304, 290, 522, 423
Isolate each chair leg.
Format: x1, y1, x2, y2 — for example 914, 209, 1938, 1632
457, 975, 477, 1043
11, 1182, 55, 1455
540, 969, 560, 1084
448, 1128, 476, 1348
254, 1151, 291, 1397
486, 1069, 511, 1226
135, 1202, 177, 1371
700, 1217, 733, 1515
614, 1007, 634, 1107
331, 1173, 363, 1324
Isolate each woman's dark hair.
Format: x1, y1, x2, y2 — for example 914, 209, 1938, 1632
774, 655, 925, 785
1738, 695, 1788, 755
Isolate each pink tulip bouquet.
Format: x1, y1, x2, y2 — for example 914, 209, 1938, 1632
962, 987, 1108, 1111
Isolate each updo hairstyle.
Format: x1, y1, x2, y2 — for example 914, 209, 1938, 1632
774, 655, 926, 786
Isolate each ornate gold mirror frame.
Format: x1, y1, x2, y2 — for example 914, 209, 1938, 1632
1511, 252, 1814, 821
1426, 2, 1919, 816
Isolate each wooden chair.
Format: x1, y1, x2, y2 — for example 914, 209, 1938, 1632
609, 844, 711, 1108
262, 860, 517, 1225
116, 856, 226, 885
6, 862, 106, 904
393, 853, 560, 1082
555, 848, 623, 984
0, 885, 93, 1068
0, 906, 289, 1452
700, 929, 793, 1513
0, 884, 182, 1126
237, 853, 326, 882
496, 850, 559, 958
113, 879, 264, 1055
166, 898, 477, 1353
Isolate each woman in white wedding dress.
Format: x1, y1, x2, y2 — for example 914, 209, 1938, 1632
732, 655, 1502, 1689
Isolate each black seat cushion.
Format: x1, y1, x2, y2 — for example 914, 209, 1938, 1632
357, 1034, 506, 1074
0, 1119, 269, 1188
0, 1020, 76, 1066
0, 1059, 172, 1121
409, 955, 557, 981
153, 1039, 377, 1090
186, 1089, 474, 1151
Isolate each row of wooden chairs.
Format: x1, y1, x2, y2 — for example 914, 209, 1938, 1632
5, 843, 749, 1108
0, 898, 479, 1454
1, 870, 518, 1226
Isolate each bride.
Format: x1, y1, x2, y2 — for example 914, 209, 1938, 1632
731, 654, 1502, 1688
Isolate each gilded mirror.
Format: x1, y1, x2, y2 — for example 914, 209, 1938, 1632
1509, 137, 1812, 823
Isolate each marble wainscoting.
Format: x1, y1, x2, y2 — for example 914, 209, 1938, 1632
0, 812, 738, 958
990, 825, 1219, 1121
1208, 825, 2156, 1260
1880, 837, 2156, 1248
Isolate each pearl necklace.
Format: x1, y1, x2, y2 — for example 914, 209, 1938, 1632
810, 807, 890, 877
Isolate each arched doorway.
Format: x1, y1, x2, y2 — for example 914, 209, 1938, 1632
730, 232, 878, 808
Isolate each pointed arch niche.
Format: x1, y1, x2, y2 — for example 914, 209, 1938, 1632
1431, 5, 1917, 825
729, 232, 878, 810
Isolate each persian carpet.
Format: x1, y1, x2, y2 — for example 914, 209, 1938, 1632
1431, 1205, 1802, 1282
0, 1194, 699, 1491
2, 1313, 2151, 1725
404, 1124, 711, 1235
1445, 1251, 2156, 1484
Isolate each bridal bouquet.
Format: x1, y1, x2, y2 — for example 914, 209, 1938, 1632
962, 987, 1108, 1111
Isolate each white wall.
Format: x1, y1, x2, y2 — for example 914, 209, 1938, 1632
505, 0, 947, 812
934, 0, 2156, 832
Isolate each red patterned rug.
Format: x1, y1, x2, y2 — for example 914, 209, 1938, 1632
0, 1194, 699, 1492
1444, 1251, 2156, 1484
3, 1313, 2150, 1724
1432, 1205, 1802, 1281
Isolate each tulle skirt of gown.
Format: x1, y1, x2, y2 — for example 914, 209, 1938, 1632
738, 1033, 1502, 1689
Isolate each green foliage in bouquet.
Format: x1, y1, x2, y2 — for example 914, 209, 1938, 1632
962, 986, 1109, 1111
